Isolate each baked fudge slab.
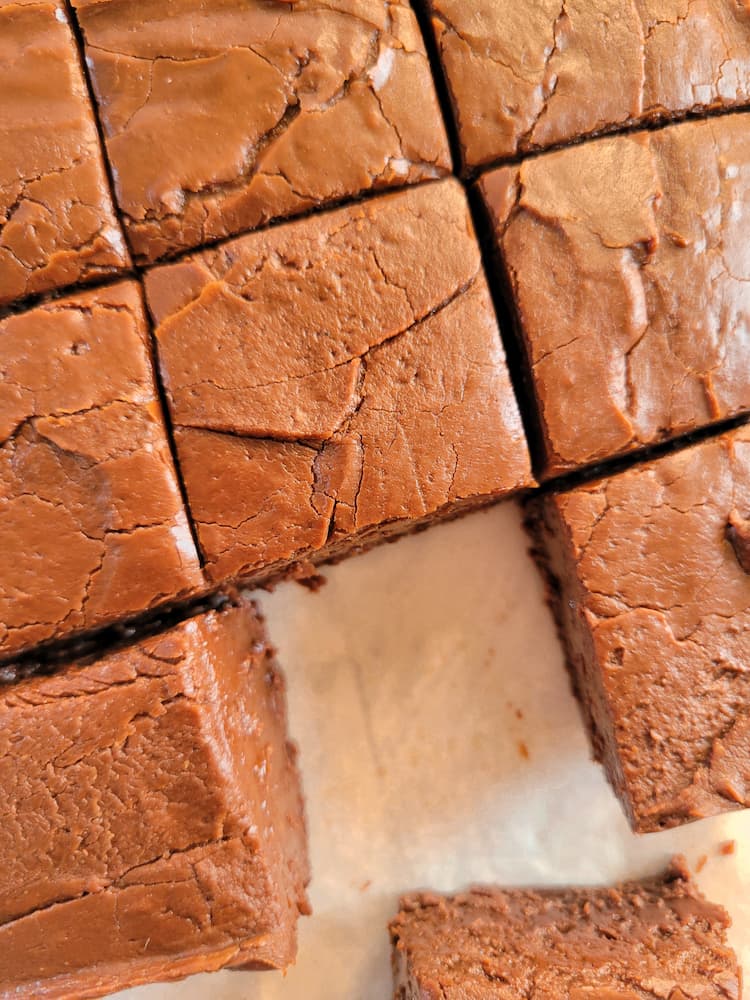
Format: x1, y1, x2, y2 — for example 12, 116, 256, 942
390, 861, 740, 999
0, 0, 129, 306
420, 0, 750, 171
479, 113, 750, 479
69, 0, 452, 264
146, 180, 534, 587
0, 599, 310, 998
0, 280, 204, 659
527, 422, 750, 832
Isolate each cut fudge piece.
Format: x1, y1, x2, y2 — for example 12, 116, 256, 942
390, 861, 739, 999
420, 0, 750, 171
527, 422, 750, 832
69, 0, 452, 264
479, 114, 750, 478
0, 0, 129, 306
0, 280, 204, 658
0, 599, 310, 998
146, 180, 533, 587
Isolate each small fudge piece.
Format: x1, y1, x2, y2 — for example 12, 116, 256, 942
527, 423, 750, 832
480, 114, 750, 478
0, 280, 204, 658
0, 0, 129, 306
421, 0, 750, 171
70, 0, 452, 263
146, 180, 533, 587
0, 600, 310, 997
390, 861, 740, 999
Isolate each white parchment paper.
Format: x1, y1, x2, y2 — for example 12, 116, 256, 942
118, 502, 750, 1000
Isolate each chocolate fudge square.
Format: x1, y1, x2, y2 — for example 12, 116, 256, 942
0, 280, 204, 658
420, 0, 750, 171
146, 180, 533, 587
480, 113, 750, 478
70, 0, 452, 263
0, 0, 129, 305
0, 599, 310, 997
527, 422, 750, 832
390, 861, 739, 999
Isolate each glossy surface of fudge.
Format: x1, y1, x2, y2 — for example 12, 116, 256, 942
71, 0, 452, 263
527, 423, 750, 832
0, 0, 129, 305
0, 280, 204, 658
0, 600, 310, 998
480, 114, 750, 477
147, 180, 533, 586
422, 0, 750, 170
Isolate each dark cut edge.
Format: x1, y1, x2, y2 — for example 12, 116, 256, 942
465, 97, 750, 181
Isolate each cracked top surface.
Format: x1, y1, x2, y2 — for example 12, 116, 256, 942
70, 0, 452, 264
542, 423, 750, 831
0, 280, 204, 658
145, 180, 533, 585
424, 0, 750, 170
0, 0, 129, 306
390, 861, 739, 999
480, 113, 750, 478
0, 599, 310, 996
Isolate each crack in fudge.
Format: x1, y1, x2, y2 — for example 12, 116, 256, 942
419, 0, 750, 171
390, 860, 740, 999
0, 0, 129, 306
0, 598, 310, 998
479, 113, 750, 478
527, 422, 750, 832
0, 280, 204, 659
145, 179, 534, 587
69, 0, 452, 263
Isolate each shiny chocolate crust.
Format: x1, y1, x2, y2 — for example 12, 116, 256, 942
0, 0, 129, 305
0, 280, 204, 658
421, 0, 750, 171
527, 422, 750, 832
480, 113, 750, 478
145, 180, 534, 587
70, 0, 452, 263
390, 860, 740, 999
0, 599, 310, 998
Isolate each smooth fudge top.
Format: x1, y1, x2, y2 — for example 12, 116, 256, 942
71, 0, 452, 264
390, 861, 739, 999
0, 600, 310, 997
0, 0, 129, 306
536, 422, 750, 832
146, 179, 533, 585
0, 280, 204, 658
480, 113, 750, 478
423, 0, 750, 170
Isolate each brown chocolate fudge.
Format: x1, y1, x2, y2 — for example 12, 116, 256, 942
70, 0, 452, 264
390, 861, 740, 999
0, 599, 310, 997
480, 113, 750, 479
146, 180, 534, 587
421, 0, 750, 171
0, 0, 129, 306
0, 280, 204, 658
527, 422, 750, 832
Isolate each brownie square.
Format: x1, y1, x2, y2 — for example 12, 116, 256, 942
0, 599, 310, 997
0, 280, 204, 657
70, 0, 452, 263
390, 861, 739, 999
420, 0, 750, 171
0, 0, 129, 305
146, 179, 533, 587
479, 114, 750, 478
527, 423, 750, 832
